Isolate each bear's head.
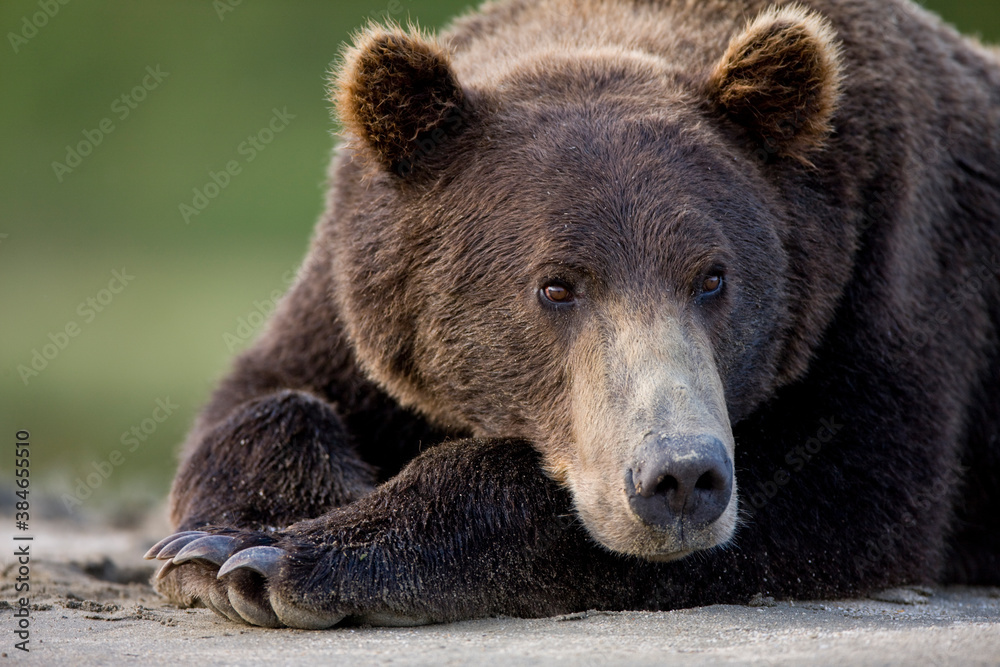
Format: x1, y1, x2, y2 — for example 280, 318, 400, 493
329, 5, 845, 560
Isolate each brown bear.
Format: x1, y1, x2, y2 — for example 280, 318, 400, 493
146, 0, 1000, 628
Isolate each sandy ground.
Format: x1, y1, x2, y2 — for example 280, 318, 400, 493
2, 515, 999, 666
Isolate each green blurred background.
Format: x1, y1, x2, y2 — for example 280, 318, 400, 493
2, 0, 998, 519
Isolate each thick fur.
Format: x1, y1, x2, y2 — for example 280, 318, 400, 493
707, 5, 844, 162
156, 0, 1000, 626
335, 25, 470, 176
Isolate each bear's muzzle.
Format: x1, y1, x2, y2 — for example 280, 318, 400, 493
625, 433, 733, 534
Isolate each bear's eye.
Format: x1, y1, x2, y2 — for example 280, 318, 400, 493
539, 282, 575, 306
699, 273, 724, 298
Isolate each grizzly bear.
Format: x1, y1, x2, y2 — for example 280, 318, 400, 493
146, 0, 1000, 628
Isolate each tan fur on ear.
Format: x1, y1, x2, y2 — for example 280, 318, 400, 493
708, 5, 843, 162
333, 24, 466, 174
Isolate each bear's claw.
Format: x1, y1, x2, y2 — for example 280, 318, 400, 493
148, 531, 343, 628
217, 545, 286, 578
144, 531, 206, 559
153, 559, 181, 581
172, 535, 238, 566
148, 529, 420, 629
153, 532, 209, 560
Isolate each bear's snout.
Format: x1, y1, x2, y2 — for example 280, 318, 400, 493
626, 434, 733, 532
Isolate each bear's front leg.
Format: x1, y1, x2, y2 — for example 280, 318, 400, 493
154, 389, 379, 624
147, 438, 612, 628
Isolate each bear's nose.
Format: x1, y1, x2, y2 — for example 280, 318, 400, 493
625, 434, 733, 530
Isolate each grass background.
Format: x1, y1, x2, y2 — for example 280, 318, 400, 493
2, 0, 998, 516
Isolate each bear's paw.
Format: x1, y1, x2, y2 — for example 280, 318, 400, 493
146, 528, 435, 629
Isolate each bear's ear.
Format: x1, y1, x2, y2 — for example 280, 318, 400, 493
334, 25, 469, 176
706, 5, 843, 162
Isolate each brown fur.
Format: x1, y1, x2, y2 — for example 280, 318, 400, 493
156, 0, 1000, 628
335, 25, 468, 174
707, 5, 843, 162
565, 299, 738, 558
